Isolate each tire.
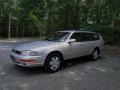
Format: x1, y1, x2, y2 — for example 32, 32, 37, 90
91, 49, 99, 60
44, 53, 62, 73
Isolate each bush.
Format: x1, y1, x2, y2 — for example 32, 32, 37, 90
86, 26, 120, 45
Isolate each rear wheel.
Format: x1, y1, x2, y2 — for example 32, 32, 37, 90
44, 53, 62, 73
91, 49, 99, 60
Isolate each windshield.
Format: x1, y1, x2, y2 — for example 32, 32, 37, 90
45, 32, 70, 42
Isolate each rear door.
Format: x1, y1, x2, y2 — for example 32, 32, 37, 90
79, 33, 101, 55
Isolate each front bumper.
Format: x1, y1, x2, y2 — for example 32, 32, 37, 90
10, 52, 46, 67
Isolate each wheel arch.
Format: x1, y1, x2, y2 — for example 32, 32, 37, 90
94, 47, 100, 54
44, 50, 64, 65
48, 51, 63, 58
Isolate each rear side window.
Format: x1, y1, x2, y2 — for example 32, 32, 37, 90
86, 33, 100, 41
70, 32, 100, 42
92, 33, 100, 40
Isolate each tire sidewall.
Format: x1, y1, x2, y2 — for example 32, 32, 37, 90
92, 49, 99, 60
45, 53, 62, 73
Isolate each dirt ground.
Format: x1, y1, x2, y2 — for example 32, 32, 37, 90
104, 45, 120, 57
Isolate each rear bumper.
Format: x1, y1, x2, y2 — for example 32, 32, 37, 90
10, 52, 46, 67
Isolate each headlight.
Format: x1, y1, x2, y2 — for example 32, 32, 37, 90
21, 50, 38, 56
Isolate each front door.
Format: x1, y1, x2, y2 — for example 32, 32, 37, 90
67, 32, 87, 58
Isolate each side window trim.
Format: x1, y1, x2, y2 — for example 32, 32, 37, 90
69, 32, 100, 42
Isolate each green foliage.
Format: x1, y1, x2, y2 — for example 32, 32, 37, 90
86, 26, 120, 45
0, 0, 120, 45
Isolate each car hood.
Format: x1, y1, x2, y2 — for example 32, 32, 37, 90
14, 40, 61, 51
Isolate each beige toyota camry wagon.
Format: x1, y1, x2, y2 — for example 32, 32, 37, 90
10, 30, 104, 73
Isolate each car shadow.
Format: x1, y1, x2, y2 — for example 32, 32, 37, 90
62, 56, 92, 68
62, 56, 104, 69
12, 56, 104, 75
12, 65, 46, 75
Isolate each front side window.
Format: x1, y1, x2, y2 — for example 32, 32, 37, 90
45, 32, 70, 42
70, 32, 82, 42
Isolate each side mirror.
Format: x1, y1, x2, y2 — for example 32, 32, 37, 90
67, 39, 76, 43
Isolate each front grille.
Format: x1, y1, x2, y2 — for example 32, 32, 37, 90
12, 49, 21, 55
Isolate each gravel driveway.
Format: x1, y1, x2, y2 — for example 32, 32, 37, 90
0, 40, 120, 90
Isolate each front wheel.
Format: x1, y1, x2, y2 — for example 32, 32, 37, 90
44, 53, 62, 73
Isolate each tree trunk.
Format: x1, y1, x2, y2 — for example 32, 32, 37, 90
46, 0, 54, 35
16, 12, 19, 38
64, 5, 69, 29
73, 0, 80, 29
8, 13, 11, 39
16, 19, 19, 37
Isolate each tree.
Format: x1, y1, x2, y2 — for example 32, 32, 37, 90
0, 0, 15, 38
0, 0, 120, 38
19, 0, 46, 37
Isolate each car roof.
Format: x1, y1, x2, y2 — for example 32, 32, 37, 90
58, 29, 98, 34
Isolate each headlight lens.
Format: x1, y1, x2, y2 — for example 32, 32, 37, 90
21, 50, 38, 56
